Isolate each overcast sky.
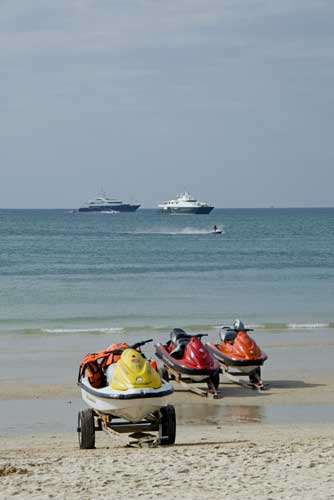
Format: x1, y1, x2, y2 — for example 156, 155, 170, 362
0, 0, 333, 208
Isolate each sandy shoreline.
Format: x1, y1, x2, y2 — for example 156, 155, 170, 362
1, 424, 334, 500
1, 375, 334, 498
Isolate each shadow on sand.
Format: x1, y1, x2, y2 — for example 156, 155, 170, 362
267, 379, 325, 390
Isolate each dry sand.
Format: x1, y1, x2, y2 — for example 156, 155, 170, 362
1, 376, 334, 499
1, 424, 334, 500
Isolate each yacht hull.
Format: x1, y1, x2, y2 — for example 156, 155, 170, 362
79, 204, 140, 212
160, 206, 213, 214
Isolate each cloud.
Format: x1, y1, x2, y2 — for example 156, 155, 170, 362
0, 0, 333, 206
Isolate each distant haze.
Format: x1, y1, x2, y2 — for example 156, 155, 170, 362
0, 0, 333, 208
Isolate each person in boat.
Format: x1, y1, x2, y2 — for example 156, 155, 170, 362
213, 225, 218, 232
220, 319, 245, 343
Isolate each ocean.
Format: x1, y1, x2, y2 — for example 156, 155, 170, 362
1, 207, 333, 336
1, 207, 334, 432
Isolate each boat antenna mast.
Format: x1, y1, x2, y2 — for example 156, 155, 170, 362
99, 186, 107, 197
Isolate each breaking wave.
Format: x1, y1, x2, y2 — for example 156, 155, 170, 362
24, 327, 125, 335
7, 321, 334, 335
248, 322, 333, 330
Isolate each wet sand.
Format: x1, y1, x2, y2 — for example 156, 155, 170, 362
1, 374, 334, 435
1, 373, 334, 404
1, 376, 334, 499
1, 329, 334, 498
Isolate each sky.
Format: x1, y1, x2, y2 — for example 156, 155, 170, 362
0, 0, 333, 208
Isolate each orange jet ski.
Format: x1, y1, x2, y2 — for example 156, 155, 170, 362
206, 320, 267, 390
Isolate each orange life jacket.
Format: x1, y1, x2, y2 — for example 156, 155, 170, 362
79, 343, 129, 388
149, 358, 158, 371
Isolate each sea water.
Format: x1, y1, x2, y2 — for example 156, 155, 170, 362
1, 207, 333, 335
1, 208, 334, 432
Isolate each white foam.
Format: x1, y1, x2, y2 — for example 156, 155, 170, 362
215, 322, 330, 331
287, 323, 329, 329
42, 327, 124, 334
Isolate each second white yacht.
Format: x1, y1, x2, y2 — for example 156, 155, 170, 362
158, 192, 214, 214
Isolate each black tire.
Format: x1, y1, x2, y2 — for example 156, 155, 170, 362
249, 367, 261, 384
78, 409, 95, 449
210, 370, 220, 390
159, 366, 169, 382
159, 405, 176, 445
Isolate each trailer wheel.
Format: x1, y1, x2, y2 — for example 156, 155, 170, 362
249, 367, 261, 384
78, 409, 95, 449
159, 366, 169, 382
159, 405, 176, 445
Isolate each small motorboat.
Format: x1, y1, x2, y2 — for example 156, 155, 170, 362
206, 320, 267, 390
212, 225, 222, 234
77, 339, 175, 448
155, 329, 220, 397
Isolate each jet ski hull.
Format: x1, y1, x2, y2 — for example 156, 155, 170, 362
206, 342, 267, 370
155, 342, 220, 379
79, 377, 173, 422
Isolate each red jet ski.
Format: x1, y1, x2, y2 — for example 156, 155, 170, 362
206, 320, 267, 390
155, 328, 220, 396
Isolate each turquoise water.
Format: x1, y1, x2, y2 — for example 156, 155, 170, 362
1, 208, 334, 335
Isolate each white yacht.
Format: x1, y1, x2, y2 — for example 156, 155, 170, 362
158, 192, 214, 214
79, 191, 140, 212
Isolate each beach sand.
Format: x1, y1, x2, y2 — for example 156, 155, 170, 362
1, 424, 334, 500
1, 375, 334, 499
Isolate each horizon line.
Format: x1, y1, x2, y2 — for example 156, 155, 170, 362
0, 206, 334, 210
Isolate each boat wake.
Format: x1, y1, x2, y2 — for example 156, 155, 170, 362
131, 227, 224, 235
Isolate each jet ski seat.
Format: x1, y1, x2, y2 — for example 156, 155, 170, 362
169, 328, 192, 359
219, 329, 237, 343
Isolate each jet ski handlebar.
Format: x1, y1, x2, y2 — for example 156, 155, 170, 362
131, 339, 153, 350
110, 339, 153, 355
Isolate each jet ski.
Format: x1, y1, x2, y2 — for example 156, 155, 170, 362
212, 227, 222, 234
77, 339, 175, 448
206, 320, 267, 390
155, 329, 220, 396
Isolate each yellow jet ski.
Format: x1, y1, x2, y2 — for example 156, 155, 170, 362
78, 339, 175, 448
